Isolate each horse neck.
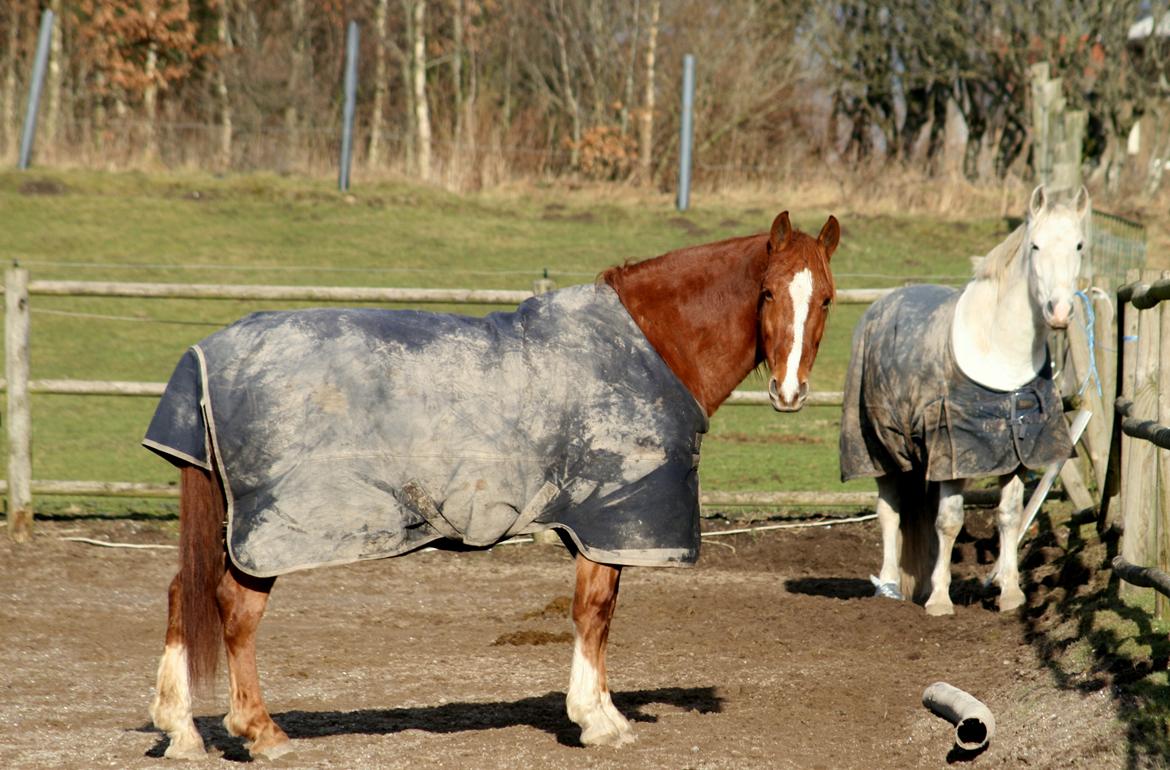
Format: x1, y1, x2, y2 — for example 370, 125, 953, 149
606, 237, 767, 415
952, 239, 1048, 390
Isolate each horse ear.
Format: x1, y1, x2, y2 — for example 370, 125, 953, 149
817, 215, 840, 260
768, 211, 792, 253
1029, 185, 1047, 218
1074, 184, 1091, 219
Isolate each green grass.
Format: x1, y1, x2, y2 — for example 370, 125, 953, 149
0, 169, 1009, 515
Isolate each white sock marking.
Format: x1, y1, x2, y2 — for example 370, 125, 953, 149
567, 638, 601, 720
151, 643, 206, 757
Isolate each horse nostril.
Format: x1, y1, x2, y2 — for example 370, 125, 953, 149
1045, 299, 1056, 316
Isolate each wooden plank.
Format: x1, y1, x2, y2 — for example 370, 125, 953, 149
1121, 270, 1162, 599
4, 279, 892, 307
1112, 270, 1141, 576
1118, 276, 1170, 310
5, 267, 32, 542
0, 479, 178, 498
26, 281, 535, 306
1092, 276, 1117, 495
0, 379, 848, 405
701, 488, 1003, 510
0, 378, 167, 396
1058, 459, 1094, 511
1158, 275, 1170, 618
0, 481, 1009, 510
1116, 398, 1170, 448
1113, 555, 1170, 598
1064, 286, 1104, 501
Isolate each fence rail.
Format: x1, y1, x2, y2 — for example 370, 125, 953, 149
13, 279, 893, 306
3, 263, 1122, 546
2, 270, 895, 540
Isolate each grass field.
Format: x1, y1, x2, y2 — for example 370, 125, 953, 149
0, 169, 1010, 516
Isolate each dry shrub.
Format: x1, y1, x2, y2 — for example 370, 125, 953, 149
569, 125, 637, 182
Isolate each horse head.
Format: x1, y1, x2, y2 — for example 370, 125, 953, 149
760, 211, 838, 411
1027, 185, 1089, 330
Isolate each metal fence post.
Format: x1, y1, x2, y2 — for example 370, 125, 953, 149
338, 20, 360, 192
6, 266, 32, 541
676, 53, 695, 212
18, 9, 54, 170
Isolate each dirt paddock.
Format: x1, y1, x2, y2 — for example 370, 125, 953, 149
0, 514, 1130, 769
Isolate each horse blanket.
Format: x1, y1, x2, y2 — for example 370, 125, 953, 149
839, 284, 1072, 482
144, 284, 708, 577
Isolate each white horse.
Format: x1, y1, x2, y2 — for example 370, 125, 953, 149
839, 185, 1089, 615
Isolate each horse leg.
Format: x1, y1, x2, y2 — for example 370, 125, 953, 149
872, 475, 904, 599
216, 565, 291, 759
924, 480, 966, 616
992, 473, 1027, 611
149, 574, 207, 760
566, 554, 634, 747
151, 463, 226, 760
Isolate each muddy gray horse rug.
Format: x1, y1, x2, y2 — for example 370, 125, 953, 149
839, 284, 1071, 483
144, 284, 707, 577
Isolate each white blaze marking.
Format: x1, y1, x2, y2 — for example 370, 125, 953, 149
781, 268, 813, 403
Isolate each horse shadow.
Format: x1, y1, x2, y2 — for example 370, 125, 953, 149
783, 576, 873, 599
784, 575, 999, 609
139, 686, 722, 761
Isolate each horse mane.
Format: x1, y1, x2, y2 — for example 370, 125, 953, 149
597, 233, 769, 290
971, 222, 1028, 282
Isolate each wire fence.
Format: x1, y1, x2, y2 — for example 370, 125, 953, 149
1090, 210, 1147, 288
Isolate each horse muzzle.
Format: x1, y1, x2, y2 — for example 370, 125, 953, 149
769, 379, 807, 412
1043, 298, 1073, 330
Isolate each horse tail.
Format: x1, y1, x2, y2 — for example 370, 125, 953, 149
897, 475, 939, 604
178, 463, 226, 691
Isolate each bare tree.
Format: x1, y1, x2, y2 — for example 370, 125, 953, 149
214, 0, 233, 169
638, 0, 658, 184
1, 6, 22, 161
412, 0, 432, 179
45, 0, 62, 158
367, 0, 389, 168
285, 0, 307, 151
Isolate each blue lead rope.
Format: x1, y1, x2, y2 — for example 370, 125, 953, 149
1074, 289, 1102, 398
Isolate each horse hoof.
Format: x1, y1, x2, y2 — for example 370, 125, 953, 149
924, 600, 954, 616
581, 724, 636, 748
869, 575, 904, 600
249, 739, 294, 762
163, 740, 208, 761
997, 592, 1025, 612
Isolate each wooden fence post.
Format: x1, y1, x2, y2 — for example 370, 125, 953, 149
1158, 272, 1170, 618
1116, 269, 1140, 592
1065, 276, 1116, 503
1062, 282, 1100, 509
1121, 269, 1161, 599
6, 266, 32, 542
1092, 276, 1117, 495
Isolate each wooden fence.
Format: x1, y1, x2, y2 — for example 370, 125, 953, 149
1107, 270, 1170, 616
0, 265, 1131, 544
2, 268, 909, 541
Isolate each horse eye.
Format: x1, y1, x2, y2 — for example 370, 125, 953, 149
761, 289, 774, 303
821, 298, 832, 310
1076, 242, 1083, 251
1031, 243, 1040, 251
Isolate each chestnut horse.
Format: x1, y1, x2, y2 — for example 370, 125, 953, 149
149, 211, 839, 759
